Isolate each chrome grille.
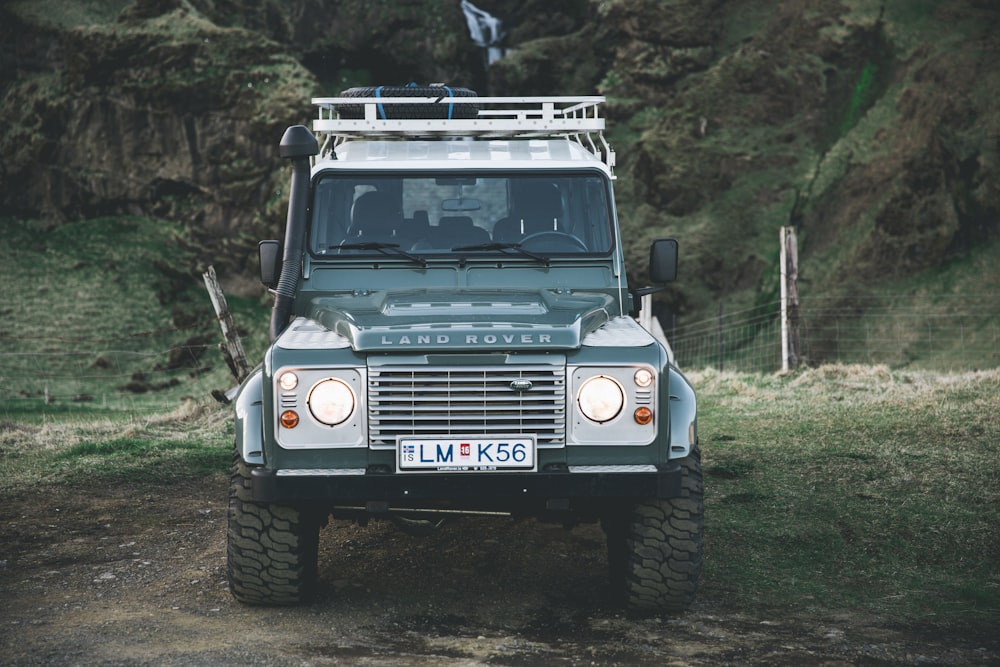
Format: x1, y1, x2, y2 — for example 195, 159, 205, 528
367, 365, 566, 448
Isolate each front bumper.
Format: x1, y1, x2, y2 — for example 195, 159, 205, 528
250, 463, 683, 509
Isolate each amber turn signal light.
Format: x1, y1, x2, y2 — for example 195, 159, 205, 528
633, 407, 653, 425
280, 410, 300, 428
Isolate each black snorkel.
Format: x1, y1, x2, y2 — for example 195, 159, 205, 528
269, 125, 319, 342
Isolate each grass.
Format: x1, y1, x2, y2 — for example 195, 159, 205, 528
0, 400, 232, 490
799, 242, 1000, 371
1, 354, 996, 629
695, 364, 1000, 625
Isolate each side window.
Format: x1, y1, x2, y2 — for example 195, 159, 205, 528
310, 179, 351, 254
578, 176, 612, 252
311, 180, 400, 252
493, 176, 612, 252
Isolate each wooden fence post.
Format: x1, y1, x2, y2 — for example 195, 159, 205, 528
203, 266, 251, 384
780, 227, 800, 370
717, 301, 724, 372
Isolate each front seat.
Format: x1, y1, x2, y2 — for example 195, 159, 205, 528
346, 191, 400, 243
437, 216, 490, 247
493, 182, 562, 243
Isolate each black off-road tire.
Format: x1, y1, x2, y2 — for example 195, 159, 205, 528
336, 85, 479, 119
604, 448, 704, 613
227, 452, 322, 605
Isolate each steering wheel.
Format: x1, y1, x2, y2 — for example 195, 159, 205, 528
519, 231, 588, 252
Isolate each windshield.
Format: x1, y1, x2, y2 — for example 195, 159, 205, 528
309, 171, 614, 258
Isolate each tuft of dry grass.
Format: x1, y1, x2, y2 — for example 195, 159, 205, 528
0, 399, 231, 491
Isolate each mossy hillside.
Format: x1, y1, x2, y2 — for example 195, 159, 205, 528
2, 0, 997, 372
0, 217, 268, 415
812, 242, 1000, 370
603, 0, 999, 342
4, 0, 132, 28
197, 0, 485, 92
1, 0, 318, 260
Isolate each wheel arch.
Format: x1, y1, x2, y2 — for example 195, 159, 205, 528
667, 365, 697, 459
234, 369, 266, 466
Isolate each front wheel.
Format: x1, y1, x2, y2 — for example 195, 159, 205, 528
603, 449, 704, 613
227, 452, 323, 605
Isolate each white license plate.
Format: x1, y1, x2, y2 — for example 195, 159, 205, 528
397, 437, 536, 472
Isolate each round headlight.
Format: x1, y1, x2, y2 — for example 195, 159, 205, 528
308, 378, 355, 426
577, 375, 625, 423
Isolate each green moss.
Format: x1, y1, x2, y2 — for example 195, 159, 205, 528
840, 61, 878, 136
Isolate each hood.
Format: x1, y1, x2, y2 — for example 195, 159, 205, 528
297, 289, 616, 352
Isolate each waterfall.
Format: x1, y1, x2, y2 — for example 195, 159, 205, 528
461, 0, 507, 65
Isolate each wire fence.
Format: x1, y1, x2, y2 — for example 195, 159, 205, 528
0, 326, 228, 412
669, 293, 1000, 373
1, 292, 997, 412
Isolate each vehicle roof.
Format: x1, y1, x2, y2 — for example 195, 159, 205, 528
316, 139, 611, 175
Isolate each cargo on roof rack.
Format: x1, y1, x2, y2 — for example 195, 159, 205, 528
311, 95, 615, 171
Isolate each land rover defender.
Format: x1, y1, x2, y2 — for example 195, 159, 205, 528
227, 85, 702, 612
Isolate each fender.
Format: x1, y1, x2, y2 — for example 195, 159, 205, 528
234, 369, 266, 465
667, 365, 698, 459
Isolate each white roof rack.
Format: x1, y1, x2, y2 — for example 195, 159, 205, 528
311, 95, 615, 171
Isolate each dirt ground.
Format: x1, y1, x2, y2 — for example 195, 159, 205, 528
1, 476, 996, 667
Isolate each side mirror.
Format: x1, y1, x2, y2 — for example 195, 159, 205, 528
629, 238, 679, 317
259, 240, 281, 288
649, 238, 678, 283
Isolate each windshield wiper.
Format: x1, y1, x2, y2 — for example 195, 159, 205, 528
339, 242, 428, 267
451, 242, 550, 266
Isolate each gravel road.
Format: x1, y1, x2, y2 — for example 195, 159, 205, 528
1, 476, 996, 666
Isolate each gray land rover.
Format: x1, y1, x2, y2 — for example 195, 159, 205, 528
228, 85, 702, 612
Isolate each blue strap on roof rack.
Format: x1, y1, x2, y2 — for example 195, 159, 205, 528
442, 85, 454, 120
376, 83, 454, 120
375, 86, 386, 119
